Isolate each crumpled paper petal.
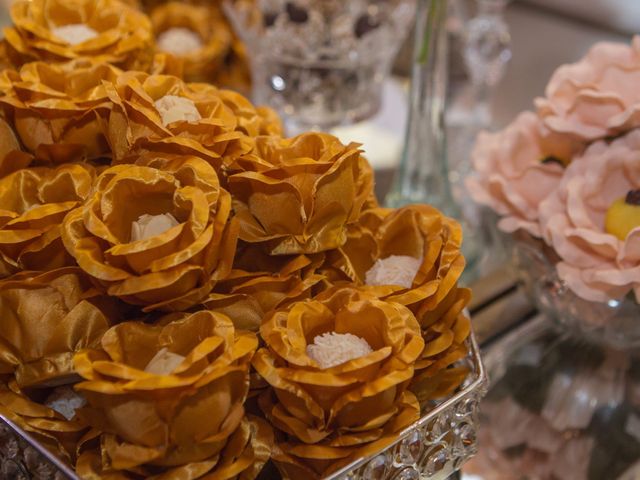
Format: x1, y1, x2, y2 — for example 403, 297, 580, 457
74, 310, 261, 470
252, 287, 424, 476
61, 154, 238, 310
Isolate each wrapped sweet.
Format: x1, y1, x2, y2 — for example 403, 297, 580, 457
0, 380, 88, 464
322, 204, 472, 393
104, 72, 253, 166
0, 60, 122, 163
227, 132, 374, 255
0, 268, 120, 388
151, 2, 232, 83
0, 164, 95, 276
61, 153, 238, 310
3, 0, 153, 71
73, 311, 272, 477
324, 204, 465, 316
253, 287, 424, 478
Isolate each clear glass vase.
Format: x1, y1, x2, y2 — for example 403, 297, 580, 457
386, 0, 481, 278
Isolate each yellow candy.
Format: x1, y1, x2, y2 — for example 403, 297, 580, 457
605, 193, 640, 240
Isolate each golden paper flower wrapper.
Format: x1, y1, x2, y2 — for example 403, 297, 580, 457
269, 391, 419, 479
0, 379, 88, 464
104, 72, 253, 167
0, 59, 122, 163
0, 267, 121, 389
74, 311, 260, 468
61, 154, 238, 310
203, 243, 326, 332
3, 0, 154, 71
323, 204, 471, 388
0, 164, 96, 276
227, 133, 375, 255
76, 415, 273, 480
253, 288, 424, 478
150, 2, 232, 83
325, 204, 465, 310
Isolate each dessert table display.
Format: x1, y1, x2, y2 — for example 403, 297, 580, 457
0, 0, 487, 478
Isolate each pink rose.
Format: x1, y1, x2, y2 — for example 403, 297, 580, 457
466, 111, 571, 237
536, 36, 640, 141
539, 129, 640, 303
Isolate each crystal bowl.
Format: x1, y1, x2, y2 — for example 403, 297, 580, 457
223, 0, 416, 133
506, 232, 640, 350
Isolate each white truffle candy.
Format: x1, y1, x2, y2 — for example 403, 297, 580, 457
144, 347, 186, 375
45, 386, 87, 421
154, 95, 202, 126
131, 213, 179, 242
306, 332, 373, 369
157, 27, 203, 56
365, 255, 423, 289
52, 24, 99, 45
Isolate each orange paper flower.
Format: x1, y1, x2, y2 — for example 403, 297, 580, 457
61, 153, 238, 310
227, 133, 375, 255
203, 243, 326, 331
0, 268, 121, 388
3, 0, 153, 70
104, 72, 253, 166
0, 59, 122, 162
322, 204, 472, 392
0, 163, 95, 276
151, 2, 231, 83
74, 311, 265, 473
76, 415, 273, 480
325, 204, 466, 312
253, 287, 424, 478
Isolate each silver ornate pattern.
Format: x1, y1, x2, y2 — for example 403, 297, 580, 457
327, 333, 488, 480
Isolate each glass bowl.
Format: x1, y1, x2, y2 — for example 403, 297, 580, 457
224, 0, 416, 133
506, 232, 640, 350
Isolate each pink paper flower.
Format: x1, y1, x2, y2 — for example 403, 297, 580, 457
536, 36, 640, 141
539, 129, 640, 303
466, 111, 572, 237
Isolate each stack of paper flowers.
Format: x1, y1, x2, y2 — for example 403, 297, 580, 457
0, 0, 473, 478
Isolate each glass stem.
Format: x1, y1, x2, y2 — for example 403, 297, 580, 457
385, 0, 460, 219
